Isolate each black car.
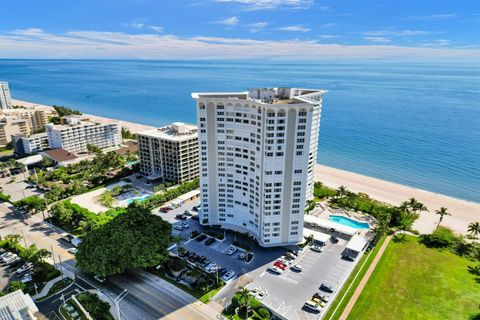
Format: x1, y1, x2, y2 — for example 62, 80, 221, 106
175, 214, 187, 220
205, 238, 216, 246
218, 268, 228, 276
196, 234, 207, 242
331, 236, 339, 243
320, 283, 335, 293
191, 215, 199, 221
192, 206, 199, 212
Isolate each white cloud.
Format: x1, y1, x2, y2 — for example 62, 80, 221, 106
278, 26, 310, 32
130, 22, 144, 29
149, 26, 164, 33
363, 36, 391, 43
318, 35, 338, 39
214, 16, 240, 26
215, 0, 313, 10
364, 30, 430, 37
249, 22, 268, 32
0, 29, 478, 60
408, 14, 457, 21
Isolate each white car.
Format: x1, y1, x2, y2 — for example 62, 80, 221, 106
68, 248, 78, 254
4, 256, 19, 265
226, 247, 237, 255
205, 263, 220, 273
311, 245, 323, 252
16, 263, 33, 274
268, 266, 283, 274
21, 274, 32, 284
0, 252, 15, 262
173, 224, 184, 231
291, 264, 303, 272
257, 290, 268, 300
304, 300, 322, 312
221, 270, 235, 281
94, 275, 106, 283
249, 286, 261, 295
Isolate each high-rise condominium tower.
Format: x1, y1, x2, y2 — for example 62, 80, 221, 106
192, 87, 325, 247
0, 82, 12, 110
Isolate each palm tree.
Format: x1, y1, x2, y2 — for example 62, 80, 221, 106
336, 185, 348, 199
237, 287, 250, 319
468, 222, 480, 243
408, 198, 428, 214
434, 207, 451, 231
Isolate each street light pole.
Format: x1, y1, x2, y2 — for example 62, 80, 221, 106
58, 254, 64, 281
115, 289, 128, 320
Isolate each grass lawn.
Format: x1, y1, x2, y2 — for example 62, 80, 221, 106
347, 236, 480, 320
35, 278, 73, 302
323, 236, 386, 320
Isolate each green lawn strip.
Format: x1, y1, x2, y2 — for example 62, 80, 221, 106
323, 236, 386, 320
150, 269, 224, 303
35, 278, 73, 302
61, 299, 88, 320
347, 236, 480, 320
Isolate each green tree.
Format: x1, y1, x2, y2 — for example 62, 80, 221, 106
236, 287, 251, 319
87, 144, 103, 154
7, 281, 26, 293
15, 195, 46, 214
76, 206, 172, 276
434, 207, 451, 231
468, 222, 480, 244
32, 248, 51, 264
99, 190, 114, 207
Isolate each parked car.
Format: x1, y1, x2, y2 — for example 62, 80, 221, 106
257, 290, 268, 300
311, 245, 323, 253
183, 210, 194, 216
181, 222, 189, 229
196, 234, 207, 242
331, 236, 339, 243
191, 214, 199, 221
304, 300, 322, 313
238, 252, 247, 260
274, 261, 287, 270
173, 224, 184, 231
3, 255, 19, 265
268, 266, 283, 274
291, 264, 303, 272
175, 214, 187, 220
205, 238, 216, 246
159, 207, 171, 213
249, 286, 261, 295
221, 270, 235, 281
16, 263, 33, 275
94, 275, 106, 283
226, 247, 237, 255
192, 206, 199, 212
314, 293, 329, 303
320, 283, 335, 293
20, 274, 32, 284
218, 268, 228, 276
68, 248, 79, 254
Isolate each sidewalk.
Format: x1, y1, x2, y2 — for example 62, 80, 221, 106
338, 235, 393, 320
32, 275, 64, 300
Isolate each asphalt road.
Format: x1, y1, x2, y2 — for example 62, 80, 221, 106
0, 202, 219, 320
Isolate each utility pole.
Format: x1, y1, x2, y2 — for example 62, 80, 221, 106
58, 254, 64, 281
51, 245, 56, 264
21, 231, 27, 248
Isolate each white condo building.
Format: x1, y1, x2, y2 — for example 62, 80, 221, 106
138, 122, 199, 183
192, 87, 325, 247
0, 82, 12, 110
46, 116, 121, 153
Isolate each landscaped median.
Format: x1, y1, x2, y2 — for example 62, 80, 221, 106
60, 291, 113, 320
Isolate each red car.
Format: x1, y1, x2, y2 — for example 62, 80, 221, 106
273, 261, 287, 270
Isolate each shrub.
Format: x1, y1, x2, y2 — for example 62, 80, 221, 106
420, 227, 458, 248
32, 262, 61, 284
76, 292, 113, 320
0, 192, 10, 202
257, 308, 270, 319
167, 257, 187, 272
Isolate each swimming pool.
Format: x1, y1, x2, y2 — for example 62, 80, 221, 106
126, 194, 152, 204
329, 215, 370, 229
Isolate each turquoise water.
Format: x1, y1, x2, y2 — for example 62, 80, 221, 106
0, 59, 479, 202
126, 194, 152, 204
329, 215, 370, 229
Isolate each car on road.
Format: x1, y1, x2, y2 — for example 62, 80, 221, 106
311, 245, 323, 252
257, 290, 268, 300
268, 266, 283, 274
16, 263, 33, 274
221, 270, 235, 281
291, 264, 303, 272
94, 275, 106, 283
226, 247, 237, 255
320, 283, 335, 293
68, 248, 78, 254
304, 300, 322, 313
196, 234, 207, 242
205, 238, 216, 246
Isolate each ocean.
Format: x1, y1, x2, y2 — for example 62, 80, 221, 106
0, 59, 479, 203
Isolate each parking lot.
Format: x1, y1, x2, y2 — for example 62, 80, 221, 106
246, 235, 360, 320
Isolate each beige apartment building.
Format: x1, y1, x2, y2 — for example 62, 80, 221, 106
138, 122, 199, 183
0, 117, 31, 145
1, 109, 49, 132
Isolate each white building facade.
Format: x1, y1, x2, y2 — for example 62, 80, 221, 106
192, 87, 325, 247
46, 117, 121, 153
11, 132, 49, 155
138, 122, 199, 183
0, 82, 12, 110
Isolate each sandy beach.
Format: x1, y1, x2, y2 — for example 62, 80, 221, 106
12, 99, 480, 236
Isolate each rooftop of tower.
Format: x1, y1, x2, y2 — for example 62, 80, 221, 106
192, 87, 326, 105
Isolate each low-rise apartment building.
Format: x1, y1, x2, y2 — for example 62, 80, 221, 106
11, 132, 49, 156
138, 122, 199, 183
1, 109, 48, 132
46, 116, 121, 153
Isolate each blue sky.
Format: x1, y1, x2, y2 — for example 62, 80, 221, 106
0, 0, 479, 59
